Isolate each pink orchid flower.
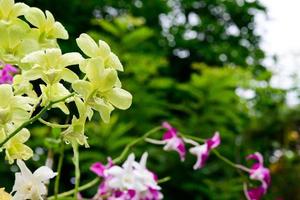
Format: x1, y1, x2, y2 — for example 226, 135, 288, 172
90, 157, 113, 177
243, 152, 271, 200
185, 132, 221, 169
161, 122, 186, 161
0, 64, 18, 84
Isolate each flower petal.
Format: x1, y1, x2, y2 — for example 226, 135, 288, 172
24, 7, 45, 28
33, 166, 57, 183
107, 52, 123, 71
72, 80, 93, 99
16, 160, 33, 179
105, 88, 132, 110
76, 33, 99, 58
61, 68, 79, 83
59, 52, 83, 67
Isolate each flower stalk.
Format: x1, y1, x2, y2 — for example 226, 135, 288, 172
48, 178, 100, 200
54, 141, 65, 200
72, 143, 80, 198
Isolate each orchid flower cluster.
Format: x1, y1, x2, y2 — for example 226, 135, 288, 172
0, 0, 272, 199
0, 0, 132, 163
89, 153, 162, 200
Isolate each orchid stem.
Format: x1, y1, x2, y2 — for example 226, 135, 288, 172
0, 92, 75, 148
157, 176, 171, 184
211, 149, 238, 169
54, 141, 65, 200
113, 126, 162, 164
48, 178, 100, 200
38, 118, 70, 129
72, 143, 80, 199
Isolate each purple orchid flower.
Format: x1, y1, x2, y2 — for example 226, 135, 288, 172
244, 152, 271, 200
161, 122, 186, 161
185, 132, 221, 169
0, 64, 18, 84
90, 157, 113, 177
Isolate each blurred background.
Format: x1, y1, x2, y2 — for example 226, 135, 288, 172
2, 0, 300, 199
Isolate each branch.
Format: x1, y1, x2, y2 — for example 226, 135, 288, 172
48, 178, 100, 200
38, 118, 70, 129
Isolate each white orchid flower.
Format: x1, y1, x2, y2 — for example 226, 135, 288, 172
12, 160, 57, 200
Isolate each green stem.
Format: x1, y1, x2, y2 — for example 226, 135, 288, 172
211, 149, 238, 169
54, 142, 65, 200
48, 178, 100, 200
179, 133, 205, 143
0, 92, 74, 148
157, 176, 171, 184
113, 126, 162, 164
72, 143, 80, 199
38, 118, 70, 129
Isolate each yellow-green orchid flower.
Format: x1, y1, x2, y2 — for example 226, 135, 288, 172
0, 125, 33, 164
0, 0, 28, 25
72, 58, 132, 123
76, 33, 123, 72
24, 7, 68, 40
0, 84, 36, 125
40, 83, 71, 114
13, 74, 37, 98
62, 116, 89, 148
21, 48, 83, 84
0, 23, 40, 65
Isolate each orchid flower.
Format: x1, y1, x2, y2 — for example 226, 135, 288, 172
0, 0, 29, 24
72, 57, 132, 123
21, 48, 83, 85
0, 84, 36, 125
13, 74, 37, 97
73, 34, 132, 123
105, 153, 137, 190
184, 132, 221, 169
24, 7, 68, 40
62, 116, 89, 147
0, 64, 18, 84
76, 33, 123, 71
90, 157, 113, 177
243, 152, 271, 200
39, 83, 72, 114
146, 122, 186, 161
0, 126, 33, 164
161, 122, 186, 161
11, 160, 57, 200
0, 23, 39, 65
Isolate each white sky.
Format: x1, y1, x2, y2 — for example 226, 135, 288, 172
257, 0, 300, 88
256, 0, 300, 105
